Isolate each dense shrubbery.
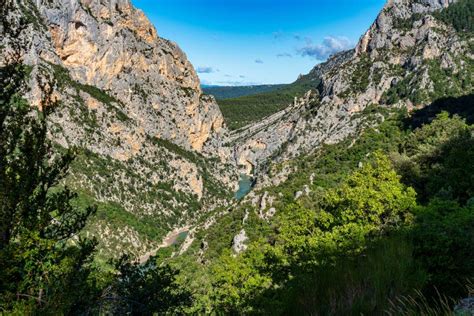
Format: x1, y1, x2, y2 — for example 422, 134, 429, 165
172, 107, 474, 314
434, 0, 474, 33
200, 151, 421, 314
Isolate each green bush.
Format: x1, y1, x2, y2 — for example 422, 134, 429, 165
434, 0, 474, 33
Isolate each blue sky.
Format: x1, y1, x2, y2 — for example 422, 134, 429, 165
132, 0, 386, 86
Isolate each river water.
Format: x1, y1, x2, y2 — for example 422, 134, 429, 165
235, 174, 254, 200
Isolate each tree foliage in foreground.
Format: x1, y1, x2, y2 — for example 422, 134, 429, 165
206, 152, 418, 314
180, 109, 474, 314
0, 43, 98, 314
0, 4, 191, 313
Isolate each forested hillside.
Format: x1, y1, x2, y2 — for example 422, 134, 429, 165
202, 84, 286, 99
216, 79, 315, 130
434, 0, 473, 32
1, 0, 473, 314
170, 102, 474, 314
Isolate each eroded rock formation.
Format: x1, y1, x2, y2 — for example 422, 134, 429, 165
230, 0, 471, 182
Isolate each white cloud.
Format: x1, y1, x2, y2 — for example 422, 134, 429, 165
215, 80, 262, 86
297, 36, 353, 60
196, 66, 218, 74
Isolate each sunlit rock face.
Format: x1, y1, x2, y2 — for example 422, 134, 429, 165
35, 0, 227, 153
230, 0, 470, 179
1, 0, 470, 258
355, 0, 458, 55
1, 0, 237, 258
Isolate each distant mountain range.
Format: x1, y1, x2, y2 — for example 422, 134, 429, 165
202, 84, 287, 99
205, 79, 315, 130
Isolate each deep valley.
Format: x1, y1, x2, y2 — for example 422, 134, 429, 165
1, 0, 473, 314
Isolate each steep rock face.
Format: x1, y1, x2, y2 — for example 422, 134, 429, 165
232, 0, 472, 178
356, 0, 456, 55
230, 51, 362, 175
1, 0, 237, 258
37, 0, 225, 153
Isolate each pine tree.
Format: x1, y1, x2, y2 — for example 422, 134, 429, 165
0, 2, 99, 313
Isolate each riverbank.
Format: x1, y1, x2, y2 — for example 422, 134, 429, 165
139, 226, 190, 263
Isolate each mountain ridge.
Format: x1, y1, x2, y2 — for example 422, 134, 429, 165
2, 0, 474, 313
230, 0, 472, 182
1, 0, 238, 258
1, 0, 472, 260
202, 84, 287, 100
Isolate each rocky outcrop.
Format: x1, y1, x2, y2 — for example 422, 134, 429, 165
37, 0, 226, 152
355, 0, 458, 56
1, 0, 237, 258
231, 0, 472, 179
232, 229, 248, 253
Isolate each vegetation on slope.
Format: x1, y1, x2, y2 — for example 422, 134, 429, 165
2, 0, 473, 314
0, 12, 191, 311
202, 84, 286, 99
167, 100, 474, 314
382, 57, 474, 106
45, 62, 235, 259
434, 0, 474, 33
216, 79, 315, 130
49, 62, 130, 123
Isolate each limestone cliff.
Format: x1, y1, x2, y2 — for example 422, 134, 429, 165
1, 0, 236, 258
2, 0, 472, 259
41, 0, 226, 152
231, 0, 472, 180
